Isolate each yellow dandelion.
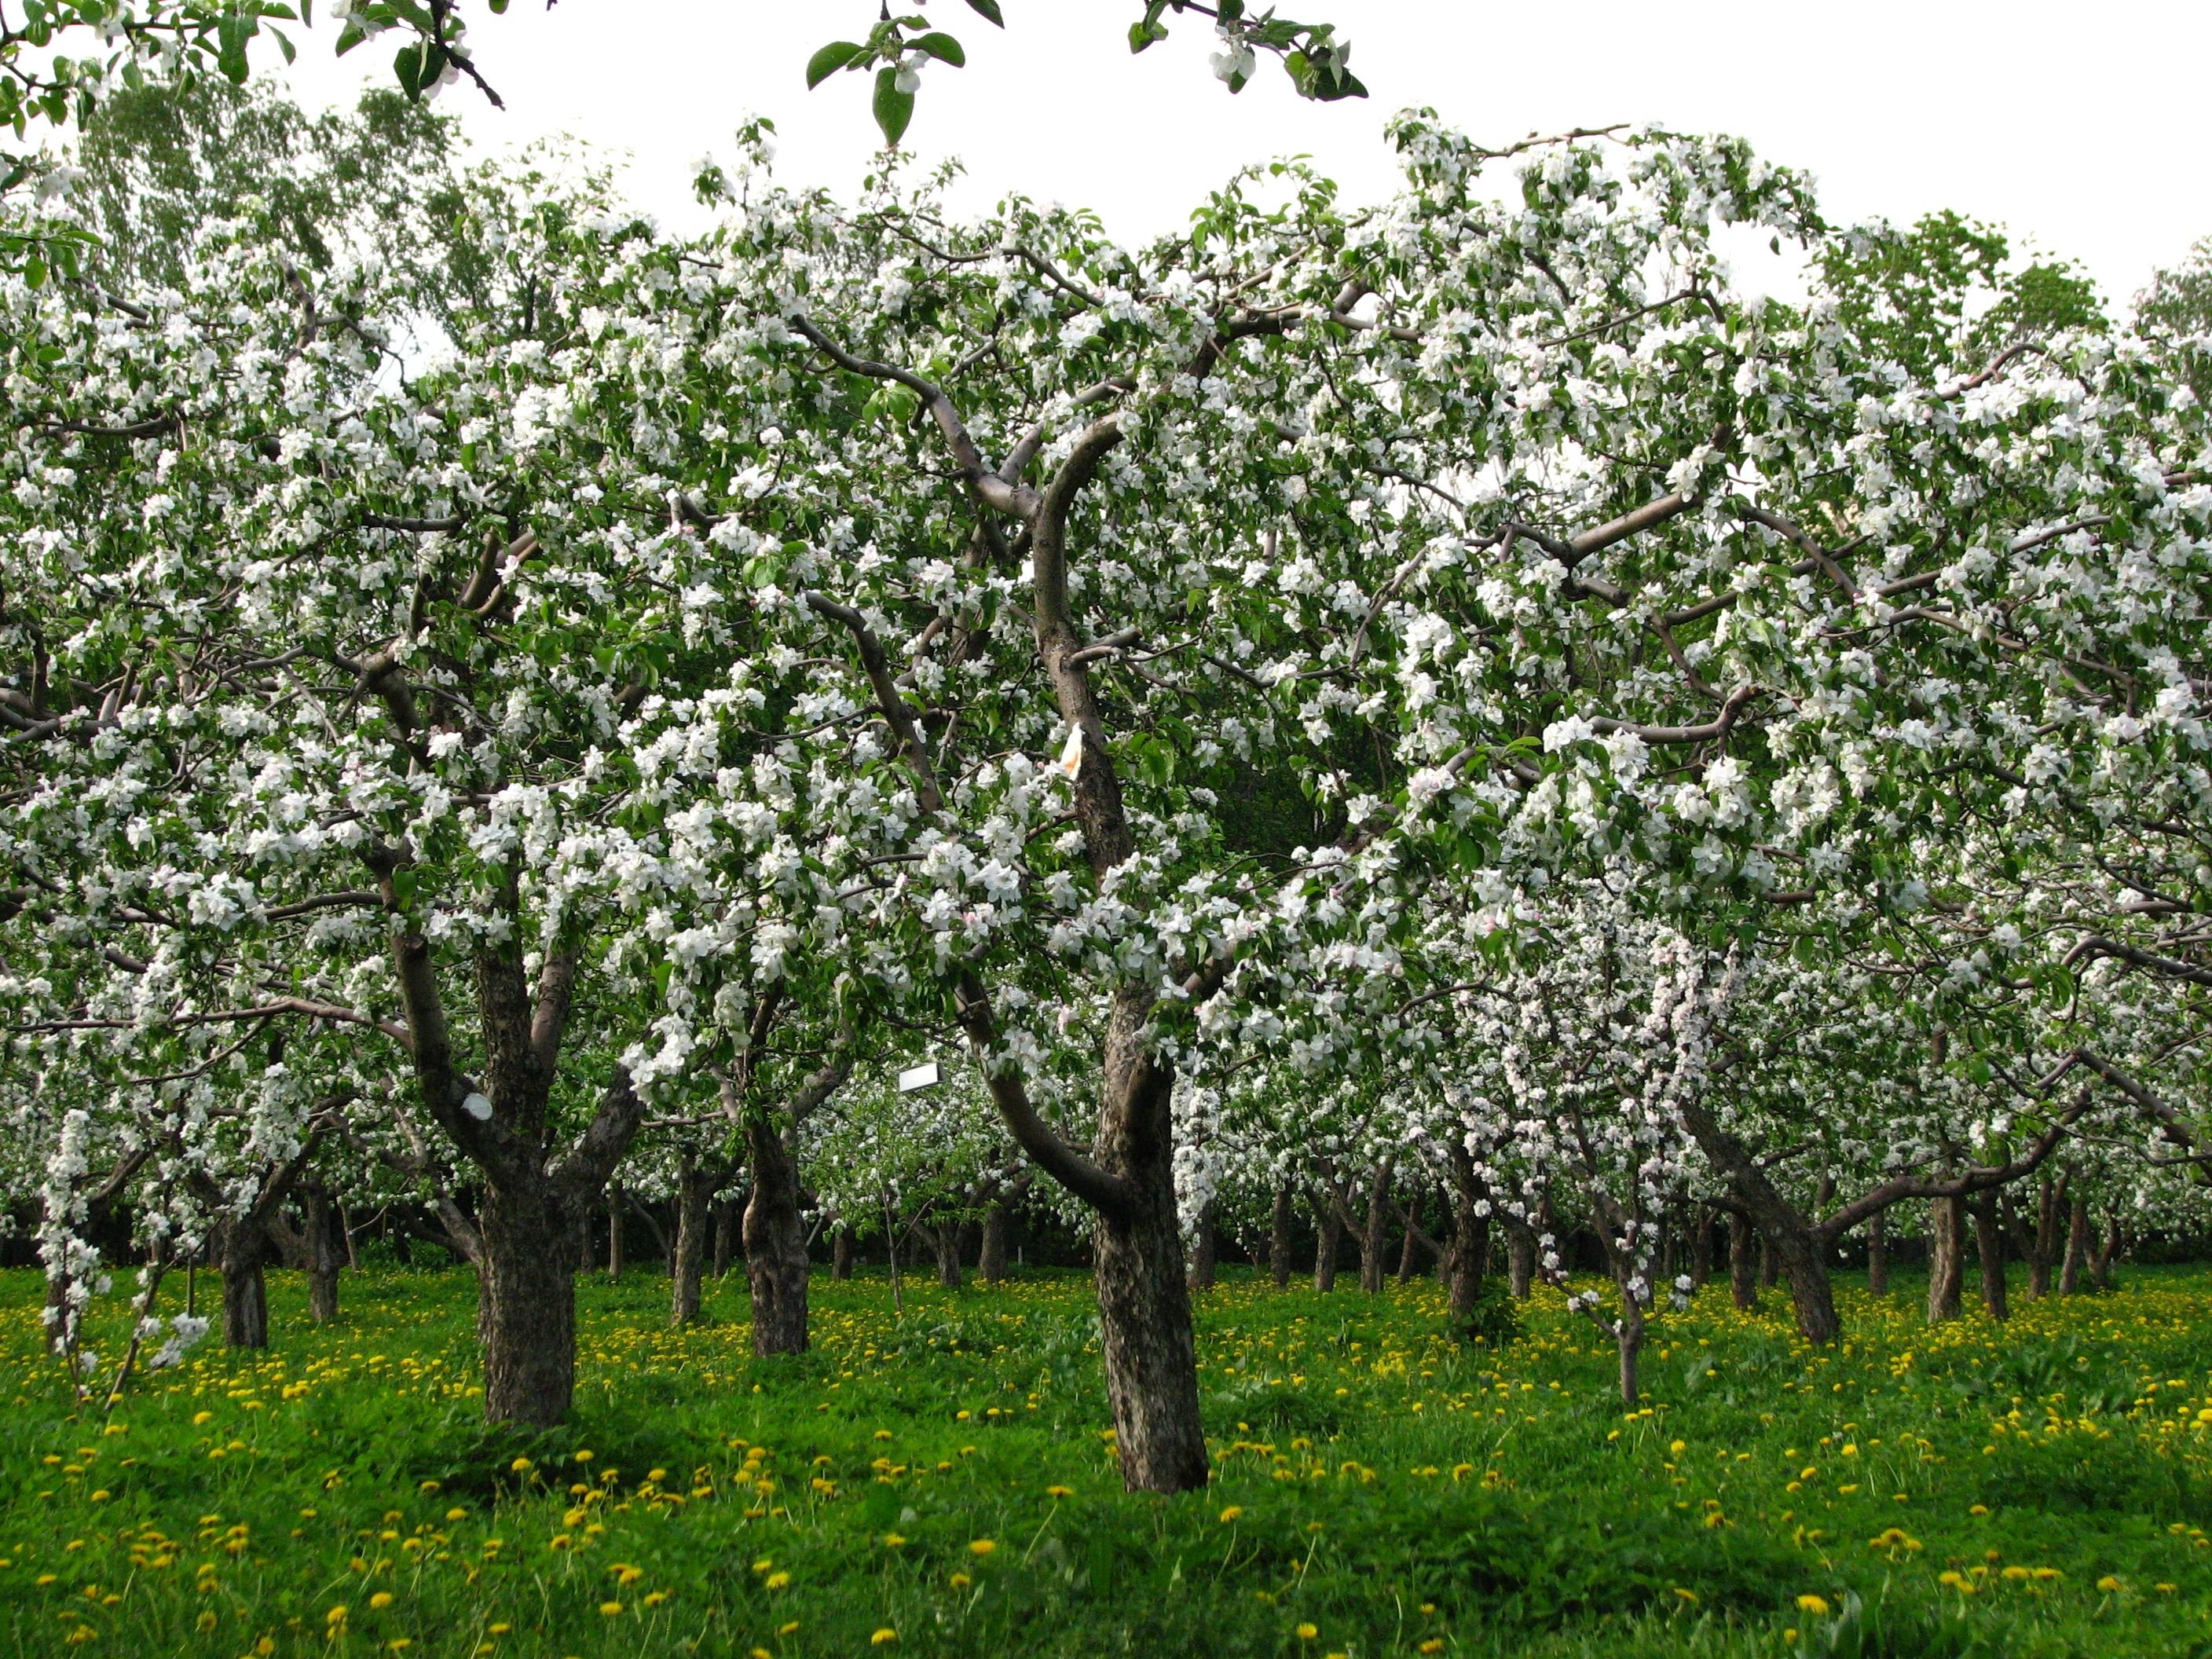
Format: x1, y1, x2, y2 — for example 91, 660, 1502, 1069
950, 1571, 972, 1588
369, 1591, 394, 1610
1796, 1594, 1829, 1617
870, 1629, 897, 1646
1297, 1624, 1319, 1639
766, 1572, 791, 1590
1219, 1506, 1244, 1523
969, 1539, 996, 1558
1047, 1485, 1074, 1499
599, 1601, 623, 1617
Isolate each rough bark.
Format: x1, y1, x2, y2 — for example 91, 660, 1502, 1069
1444, 1142, 1492, 1324
669, 1160, 716, 1328
1506, 1218, 1535, 1299
1269, 1182, 1293, 1289
743, 1113, 811, 1356
932, 1221, 965, 1290
476, 1182, 579, 1426
832, 1225, 855, 1280
1312, 1192, 1342, 1293
1926, 1196, 1965, 1323
1186, 1199, 1217, 1292
2090, 1214, 2122, 1289
1357, 1159, 1394, 1295
1087, 1017, 1208, 1495
2023, 1175, 2066, 1299
1727, 1215, 1759, 1311
1758, 1233, 1778, 1289
605, 1180, 624, 1283
1971, 1192, 2009, 1320
1866, 1211, 1888, 1298
2060, 1196, 2089, 1294
711, 1198, 737, 1281
978, 1202, 1010, 1284
215, 1215, 270, 1350
301, 1187, 341, 1324
1690, 1207, 1715, 1289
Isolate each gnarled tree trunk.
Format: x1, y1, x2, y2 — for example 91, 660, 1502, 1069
1971, 1192, 2008, 1320
215, 1214, 271, 1350
605, 1179, 624, 1284
1690, 1206, 1715, 1290
1087, 1015, 1207, 1495
1312, 1192, 1342, 1292
1505, 1218, 1535, 1299
1269, 1182, 1293, 1289
978, 1203, 1009, 1284
2059, 1196, 2090, 1294
1926, 1196, 1965, 1323
1444, 1143, 1492, 1325
477, 1181, 581, 1426
932, 1221, 965, 1289
1866, 1212, 1888, 1298
831, 1224, 855, 1280
1727, 1215, 1759, 1311
2090, 1214, 2122, 1289
743, 1114, 810, 1356
1186, 1199, 1217, 1292
1357, 1157, 1394, 1295
712, 1198, 737, 1281
669, 1159, 717, 1328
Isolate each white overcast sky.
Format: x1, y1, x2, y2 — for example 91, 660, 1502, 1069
276, 1, 2212, 310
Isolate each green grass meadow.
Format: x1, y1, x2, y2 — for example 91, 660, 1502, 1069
2, 1265, 2210, 1657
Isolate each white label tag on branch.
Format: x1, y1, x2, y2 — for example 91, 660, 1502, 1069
460, 1091, 493, 1121
1056, 723, 1085, 780
898, 1060, 940, 1093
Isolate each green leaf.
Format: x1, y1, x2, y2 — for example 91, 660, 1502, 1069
963, 0, 1004, 24
873, 66, 915, 146
216, 13, 255, 83
910, 31, 965, 66
1129, 18, 1169, 52
22, 255, 44, 291
804, 39, 866, 90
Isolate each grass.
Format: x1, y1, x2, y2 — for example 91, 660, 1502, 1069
2, 1264, 2210, 1657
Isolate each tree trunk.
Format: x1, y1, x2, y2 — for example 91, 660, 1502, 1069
605, 1180, 624, 1283
1926, 1196, 1964, 1323
2025, 1176, 2064, 1299
216, 1217, 270, 1350
711, 1198, 737, 1280
1076, 997, 1209, 1496
1444, 1143, 1492, 1324
1312, 1195, 1341, 1293
932, 1221, 965, 1290
1186, 1199, 1217, 1292
1866, 1212, 1888, 1298
1616, 1297, 1645, 1407
2090, 1214, 2122, 1289
1758, 1232, 1778, 1289
1506, 1219, 1535, 1299
302, 1186, 341, 1325
1396, 1199, 1423, 1284
668, 1162, 713, 1328
2059, 1196, 2090, 1294
978, 1203, 1010, 1284
832, 1225, 855, 1281
1357, 1159, 1394, 1295
743, 1116, 810, 1356
1269, 1183, 1293, 1289
1690, 1207, 1715, 1289
1970, 1192, 2008, 1320
1727, 1215, 1759, 1311
477, 1181, 580, 1426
